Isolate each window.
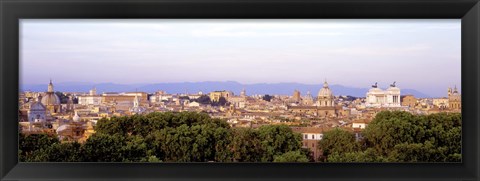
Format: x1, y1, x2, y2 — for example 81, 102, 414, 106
312, 135, 315, 139
304, 134, 308, 139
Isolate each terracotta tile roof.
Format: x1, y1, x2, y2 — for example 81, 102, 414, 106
290, 126, 335, 134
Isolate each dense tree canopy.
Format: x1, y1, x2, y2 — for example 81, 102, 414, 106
19, 111, 461, 162
20, 112, 309, 162
317, 128, 359, 161
273, 150, 309, 162
194, 95, 211, 105
262, 94, 273, 102
318, 111, 462, 162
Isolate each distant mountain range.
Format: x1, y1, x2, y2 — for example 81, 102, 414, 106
21, 81, 431, 98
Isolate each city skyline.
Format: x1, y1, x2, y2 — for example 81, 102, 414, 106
20, 19, 461, 97
20, 79, 450, 99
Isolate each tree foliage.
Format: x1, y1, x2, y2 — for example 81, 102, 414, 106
195, 95, 211, 105
257, 125, 303, 162
20, 112, 308, 162
318, 111, 462, 162
19, 133, 60, 162
262, 94, 273, 102
20, 111, 461, 162
318, 128, 359, 157
273, 150, 309, 162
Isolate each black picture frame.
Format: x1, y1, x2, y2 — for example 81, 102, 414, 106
1, 0, 479, 180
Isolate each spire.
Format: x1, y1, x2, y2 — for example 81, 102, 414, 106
323, 79, 329, 88
90, 86, 97, 96
47, 79, 54, 93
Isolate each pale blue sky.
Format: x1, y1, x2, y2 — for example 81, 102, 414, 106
20, 19, 461, 97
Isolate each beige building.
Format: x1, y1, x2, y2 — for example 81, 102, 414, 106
448, 86, 461, 110
351, 119, 370, 129
102, 92, 148, 106
433, 97, 449, 109
228, 96, 247, 108
209, 91, 233, 102
77, 87, 102, 105
292, 90, 301, 102
289, 81, 341, 117
291, 127, 334, 161
401, 95, 417, 107
302, 91, 314, 105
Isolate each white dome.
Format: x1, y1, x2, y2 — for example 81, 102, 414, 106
41, 93, 60, 106
318, 88, 333, 97
318, 81, 333, 97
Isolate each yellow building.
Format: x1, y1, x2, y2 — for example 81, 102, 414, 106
209, 91, 233, 102
102, 92, 148, 106
432, 97, 449, 109
401, 95, 417, 107
293, 90, 301, 102
448, 86, 461, 110
288, 81, 342, 118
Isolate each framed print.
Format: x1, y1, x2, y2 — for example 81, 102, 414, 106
1, 0, 479, 180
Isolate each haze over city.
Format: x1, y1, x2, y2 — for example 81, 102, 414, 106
20, 19, 461, 97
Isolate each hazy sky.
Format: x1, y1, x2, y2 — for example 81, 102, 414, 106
20, 19, 461, 97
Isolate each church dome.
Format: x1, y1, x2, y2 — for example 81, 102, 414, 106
41, 93, 61, 106
41, 80, 61, 106
452, 86, 460, 95
318, 81, 333, 97
30, 101, 46, 111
